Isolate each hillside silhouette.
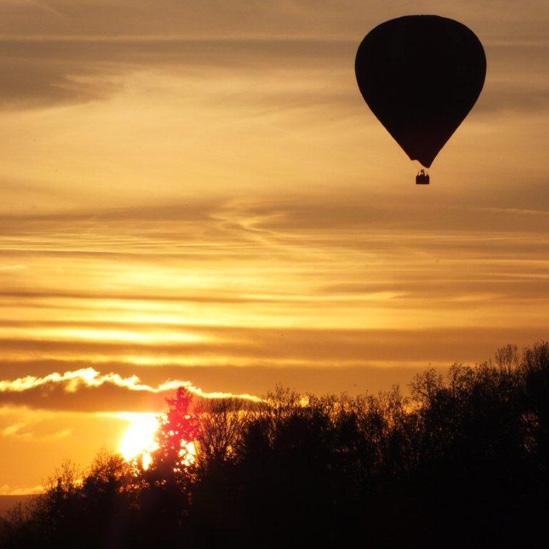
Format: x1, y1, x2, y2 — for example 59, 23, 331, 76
2, 342, 548, 549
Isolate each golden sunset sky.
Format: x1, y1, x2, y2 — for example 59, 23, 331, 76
1, 0, 548, 493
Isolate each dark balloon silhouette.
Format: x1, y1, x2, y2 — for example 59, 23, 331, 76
355, 15, 486, 170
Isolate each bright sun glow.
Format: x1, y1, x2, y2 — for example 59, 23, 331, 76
180, 440, 197, 467
119, 413, 160, 469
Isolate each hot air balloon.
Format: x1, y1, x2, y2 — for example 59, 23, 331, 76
355, 15, 486, 184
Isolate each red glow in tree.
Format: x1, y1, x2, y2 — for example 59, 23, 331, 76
155, 387, 200, 476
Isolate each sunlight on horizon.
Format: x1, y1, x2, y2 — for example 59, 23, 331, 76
118, 413, 198, 470
118, 413, 159, 469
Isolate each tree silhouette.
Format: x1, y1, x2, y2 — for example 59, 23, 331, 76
152, 387, 200, 477
2, 342, 549, 549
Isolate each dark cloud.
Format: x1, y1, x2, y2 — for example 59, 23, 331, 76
322, 278, 549, 301
0, 374, 173, 413
235, 197, 549, 234
0, 54, 116, 109
0, 367, 260, 413
0, 326, 546, 365
1, 1, 548, 42
0, 325, 546, 412
473, 43, 549, 115
0, 37, 354, 109
1, 190, 549, 244
0, 360, 429, 402
1, 35, 548, 114
476, 85, 549, 116
0, 290, 285, 305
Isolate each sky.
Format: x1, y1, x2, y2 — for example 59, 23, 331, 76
1, 0, 548, 493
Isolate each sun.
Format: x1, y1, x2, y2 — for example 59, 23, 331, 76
118, 413, 159, 469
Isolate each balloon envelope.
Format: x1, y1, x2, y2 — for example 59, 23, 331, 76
355, 15, 486, 168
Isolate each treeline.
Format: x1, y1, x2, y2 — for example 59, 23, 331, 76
2, 342, 549, 549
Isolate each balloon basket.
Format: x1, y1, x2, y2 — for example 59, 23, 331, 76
416, 171, 430, 185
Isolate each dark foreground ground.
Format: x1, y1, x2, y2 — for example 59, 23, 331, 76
1, 342, 548, 549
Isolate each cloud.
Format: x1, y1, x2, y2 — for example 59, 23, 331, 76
1, 34, 548, 115
0, 52, 116, 109
2, 422, 71, 441
1, 1, 548, 42
225, 193, 549, 234
1, 191, 549, 254
0, 37, 354, 109
0, 359, 429, 397
0, 327, 546, 412
0, 325, 547, 373
0, 484, 43, 496
0, 367, 261, 412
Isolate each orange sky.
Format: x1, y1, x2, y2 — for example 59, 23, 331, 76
1, 0, 548, 493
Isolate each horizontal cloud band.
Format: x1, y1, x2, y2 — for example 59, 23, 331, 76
0, 368, 261, 413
